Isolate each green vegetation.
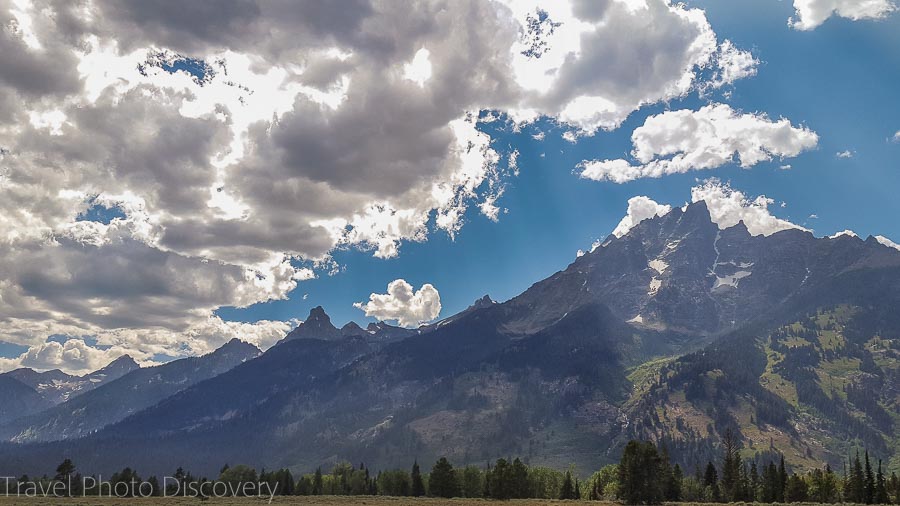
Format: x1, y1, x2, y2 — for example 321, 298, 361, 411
13, 431, 900, 504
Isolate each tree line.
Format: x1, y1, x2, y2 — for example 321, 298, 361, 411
8, 433, 900, 503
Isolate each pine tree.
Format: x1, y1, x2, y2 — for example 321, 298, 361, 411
762, 461, 778, 503
54, 459, 76, 497
865, 451, 875, 504
410, 460, 425, 497
721, 429, 741, 502
429, 457, 459, 498
749, 461, 761, 501
618, 440, 663, 504
785, 474, 809, 503
874, 460, 889, 504
849, 452, 866, 503
559, 471, 577, 500
510, 458, 529, 499
777, 455, 787, 503
889, 472, 900, 505
704, 461, 720, 502
312, 467, 323, 495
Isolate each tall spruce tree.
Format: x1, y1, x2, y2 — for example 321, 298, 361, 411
410, 460, 425, 497
312, 467, 323, 495
848, 452, 866, 503
720, 429, 741, 501
618, 440, 663, 504
560, 471, 577, 500
777, 455, 787, 503
874, 460, 889, 504
865, 451, 875, 504
429, 457, 459, 498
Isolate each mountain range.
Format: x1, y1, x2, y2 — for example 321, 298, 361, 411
0, 200, 898, 477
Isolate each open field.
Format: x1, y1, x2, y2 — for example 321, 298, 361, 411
0, 498, 862, 506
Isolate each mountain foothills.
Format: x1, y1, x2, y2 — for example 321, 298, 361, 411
1, 201, 899, 478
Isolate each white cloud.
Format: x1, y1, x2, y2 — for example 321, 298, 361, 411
836, 149, 854, 158
691, 179, 808, 236
790, 0, 896, 30
0, 339, 140, 376
611, 196, 672, 237
0, 0, 765, 362
708, 40, 759, 88
875, 235, 900, 251
354, 279, 441, 328
579, 103, 818, 183
893, 131, 900, 143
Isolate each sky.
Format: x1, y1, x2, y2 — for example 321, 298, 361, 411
0, 0, 897, 374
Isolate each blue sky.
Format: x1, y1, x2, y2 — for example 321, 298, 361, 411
219, 0, 900, 328
0, 0, 897, 373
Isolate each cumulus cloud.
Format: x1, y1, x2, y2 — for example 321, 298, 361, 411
893, 131, 900, 143
611, 196, 673, 237
691, 179, 808, 236
836, 149, 854, 158
0, 0, 764, 364
579, 104, 818, 183
0, 339, 138, 376
354, 279, 441, 328
790, 0, 896, 30
707, 40, 759, 89
503, 0, 739, 133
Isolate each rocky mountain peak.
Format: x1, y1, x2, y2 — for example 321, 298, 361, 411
341, 321, 367, 337
472, 294, 495, 309
283, 306, 342, 341
214, 339, 260, 357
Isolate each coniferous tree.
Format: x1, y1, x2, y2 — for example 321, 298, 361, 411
312, 467, 323, 495
618, 440, 663, 504
665, 463, 683, 502
762, 462, 779, 503
865, 451, 876, 504
410, 460, 425, 497
510, 458, 529, 499
429, 457, 459, 498
749, 461, 761, 501
704, 461, 720, 502
785, 473, 809, 503
888, 472, 900, 505
874, 460, 889, 505
777, 455, 788, 503
54, 459, 76, 497
721, 429, 742, 502
848, 452, 866, 503
559, 471, 577, 500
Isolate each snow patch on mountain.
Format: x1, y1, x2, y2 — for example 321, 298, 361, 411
713, 270, 752, 289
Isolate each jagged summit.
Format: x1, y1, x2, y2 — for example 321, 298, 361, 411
283, 306, 342, 341
340, 321, 368, 338
212, 339, 260, 357
471, 294, 495, 309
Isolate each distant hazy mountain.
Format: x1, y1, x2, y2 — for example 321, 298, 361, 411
0, 377, 53, 425
0, 339, 259, 443
2, 201, 899, 478
1, 355, 139, 406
